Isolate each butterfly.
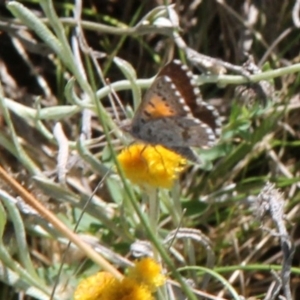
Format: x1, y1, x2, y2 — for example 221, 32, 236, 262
124, 60, 221, 163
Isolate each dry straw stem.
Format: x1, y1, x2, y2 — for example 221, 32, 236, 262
0, 164, 123, 281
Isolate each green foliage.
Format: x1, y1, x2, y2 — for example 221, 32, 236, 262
0, 1, 300, 299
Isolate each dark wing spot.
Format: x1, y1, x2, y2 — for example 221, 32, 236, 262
144, 111, 151, 117
182, 128, 191, 140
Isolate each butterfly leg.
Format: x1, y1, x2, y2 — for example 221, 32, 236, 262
139, 145, 169, 174
153, 146, 168, 172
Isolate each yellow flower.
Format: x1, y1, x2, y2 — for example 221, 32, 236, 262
74, 273, 153, 300
102, 277, 153, 300
127, 258, 166, 292
73, 272, 116, 300
117, 144, 186, 189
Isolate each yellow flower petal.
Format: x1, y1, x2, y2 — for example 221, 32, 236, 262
102, 277, 153, 300
73, 272, 116, 300
117, 144, 186, 189
128, 258, 166, 292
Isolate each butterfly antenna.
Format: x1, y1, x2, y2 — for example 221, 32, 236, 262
50, 168, 112, 300
105, 78, 127, 124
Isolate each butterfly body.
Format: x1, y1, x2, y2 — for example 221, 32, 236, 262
126, 60, 221, 163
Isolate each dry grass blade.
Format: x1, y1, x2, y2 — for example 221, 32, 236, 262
1, 1, 300, 299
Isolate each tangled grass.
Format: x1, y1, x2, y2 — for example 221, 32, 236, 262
0, 1, 300, 299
